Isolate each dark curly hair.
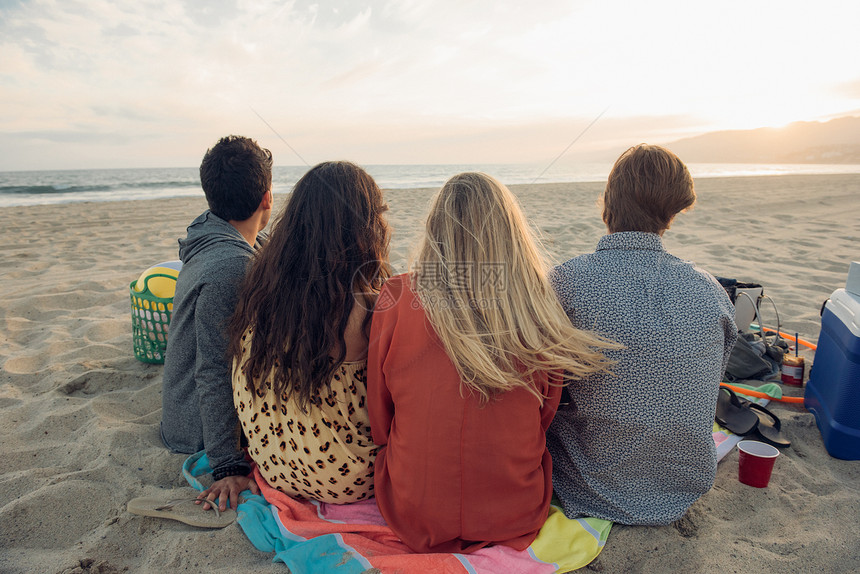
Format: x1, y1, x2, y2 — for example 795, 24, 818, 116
227, 161, 391, 410
200, 135, 273, 221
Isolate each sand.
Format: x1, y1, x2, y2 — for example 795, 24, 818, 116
1, 174, 859, 573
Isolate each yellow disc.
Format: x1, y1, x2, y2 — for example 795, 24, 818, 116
134, 262, 181, 298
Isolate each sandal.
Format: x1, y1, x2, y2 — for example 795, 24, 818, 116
748, 402, 791, 448
715, 387, 759, 436
127, 495, 237, 529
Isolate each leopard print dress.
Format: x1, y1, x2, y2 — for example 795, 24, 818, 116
232, 335, 377, 504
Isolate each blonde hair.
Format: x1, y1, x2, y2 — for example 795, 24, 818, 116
411, 172, 612, 402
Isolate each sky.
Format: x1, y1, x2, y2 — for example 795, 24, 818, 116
1, 0, 859, 171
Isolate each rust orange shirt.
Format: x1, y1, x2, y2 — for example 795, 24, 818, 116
367, 274, 561, 554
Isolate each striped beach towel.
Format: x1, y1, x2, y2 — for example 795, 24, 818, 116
182, 453, 612, 573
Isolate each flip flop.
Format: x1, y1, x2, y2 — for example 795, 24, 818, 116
127, 496, 237, 528
748, 402, 791, 448
715, 387, 759, 436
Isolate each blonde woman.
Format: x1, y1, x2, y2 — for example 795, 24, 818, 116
367, 172, 611, 554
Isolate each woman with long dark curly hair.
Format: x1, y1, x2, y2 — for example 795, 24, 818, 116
227, 161, 390, 503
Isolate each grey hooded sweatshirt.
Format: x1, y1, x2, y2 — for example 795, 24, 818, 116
160, 210, 264, 475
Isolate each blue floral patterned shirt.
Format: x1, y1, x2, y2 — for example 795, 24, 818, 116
547, 232, 737, 525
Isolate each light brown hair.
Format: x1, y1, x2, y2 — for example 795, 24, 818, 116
602, 144, 695, 234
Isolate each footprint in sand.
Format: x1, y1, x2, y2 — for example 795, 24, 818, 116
0, 480, 116, 548
3, 354, 49, 375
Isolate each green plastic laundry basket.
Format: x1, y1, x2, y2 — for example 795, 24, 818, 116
130, 273, 176, 364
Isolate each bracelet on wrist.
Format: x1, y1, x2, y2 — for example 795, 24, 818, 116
212, 463, 251, 481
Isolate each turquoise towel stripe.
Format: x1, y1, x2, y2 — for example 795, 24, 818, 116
268, 503, 307, 543
576, 518, 604, 543
454, 553, 479, 574
311, 499, 346, 523
276, 533, 370, 573
238, 493, 301, 551
332, 533, 374, 570
181, 450, 210, 491
527, 545, 560, 569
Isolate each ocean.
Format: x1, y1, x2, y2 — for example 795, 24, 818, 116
2, 162, 860, 208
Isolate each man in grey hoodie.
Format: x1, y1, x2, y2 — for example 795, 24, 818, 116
161, 135, 273, 512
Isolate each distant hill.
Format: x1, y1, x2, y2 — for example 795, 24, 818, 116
666, 116, 860, 163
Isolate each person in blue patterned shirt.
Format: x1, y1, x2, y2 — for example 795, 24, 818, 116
547, 144, 737, 525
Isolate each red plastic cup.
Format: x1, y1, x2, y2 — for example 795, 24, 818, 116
737, 440, 780, 488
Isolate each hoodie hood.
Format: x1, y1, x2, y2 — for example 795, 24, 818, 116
178, 210, 255, 264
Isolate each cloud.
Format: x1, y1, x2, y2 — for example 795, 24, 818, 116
183, 0, 240, 28
835, 77, 860, 99
1, 0, 860, 169
8, 129, 142, 144
102, 22, 139, 37
89, 105, 159, 122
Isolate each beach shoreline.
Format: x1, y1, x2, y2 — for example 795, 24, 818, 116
1, 174, 859, 573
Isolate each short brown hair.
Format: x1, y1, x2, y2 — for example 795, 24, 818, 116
602, 144, 695, 234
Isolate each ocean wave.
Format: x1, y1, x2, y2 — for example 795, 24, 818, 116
0, 180, 200, 196
2, 163, 859, 207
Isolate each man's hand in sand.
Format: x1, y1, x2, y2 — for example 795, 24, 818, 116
196, 475, 261, 512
